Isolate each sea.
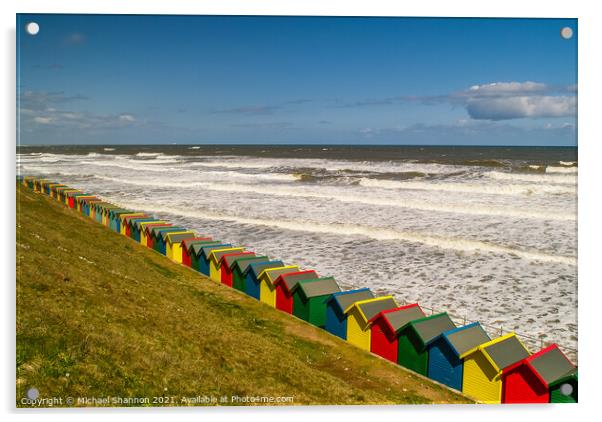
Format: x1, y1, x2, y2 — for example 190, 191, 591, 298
16, 145, 578, 361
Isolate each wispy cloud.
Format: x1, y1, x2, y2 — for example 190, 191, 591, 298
336, 81, 577, 121
18, 90, 138, 132
210, 98, 312, 115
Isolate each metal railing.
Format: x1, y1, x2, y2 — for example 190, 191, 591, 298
399, 299, 578, 364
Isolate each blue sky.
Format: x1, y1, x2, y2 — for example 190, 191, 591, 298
17, 14, 577, 146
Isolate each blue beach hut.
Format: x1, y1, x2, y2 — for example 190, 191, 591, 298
244, 260, 284, 300
425, 322, 491, 391
197, 244, 233, 275
325, 288, 374, 339
153, 227, 189, 255
130, 218, 157, 242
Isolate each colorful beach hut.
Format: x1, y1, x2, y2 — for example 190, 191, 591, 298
425, 322, 491, 391
118, 213, 147, 235
273, 270, 319, 314
502, 344, 577, 403
244, 260, 284, 300
140, 221, 170, 246
257, 265, 300, 307
180, 238, 214, 267
207, 247, 246, 280
230, 256, 270, 292
460, 332, 531, 404
344, 296, 398, 351
181, 239, 217, 268
74, 195, 96, 214
153, 227, 190, 255
396, 313, 457, 376
165, 231, 196, 262
219, 252, 256, 286
325, 288, 375, 340
549, 369, 578, 403
291, 277, 341, 327
368, 304, 426, 363
195, 243, 233, 275
106, 208, 131, 232
124, 215, 151, 238
128, 217, 157, 241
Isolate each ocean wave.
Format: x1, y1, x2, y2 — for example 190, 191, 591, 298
189, 146, 201, 150
114, 199, 577, 266
559, 161, 576, 166
359, 178, 576, 196
485, 171, 576, 185
547, 166, 578, 174
92, 175, 575, 221
135, 152, 164, 157
103, 148, 116, 151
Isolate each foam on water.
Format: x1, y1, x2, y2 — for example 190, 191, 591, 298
547, 166, 578, 174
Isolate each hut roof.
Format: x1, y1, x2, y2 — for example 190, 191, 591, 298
183, 239, 219, 253
461, 333, 531, 373
274, 270, 319, 293
190, 242, 227, 256
148, 226, 184, 238
328, 288, 374, 313
136, 220, 166, 230
344, 296, 398, 324
128, 217, 155, 227
295, 277, 341, 299
220, 252, 256, 269
258, 266, 300, 286
519, 344, 576, 387
549, 369, 578, 388
368, 304, 425, 333
429, 323, 491, 357
198, 244, 233, 259
165, 232, 196, 245
208, 247, 245, 264
230, 256, 270, 273
246, 260, 285, 278
158, 228, 190, 241
398, 313, 457, 349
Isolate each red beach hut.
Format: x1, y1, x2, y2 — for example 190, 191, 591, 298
368, 304, 426, 363
502, 344, 577, 404
181, 238, 214, 267
219, 252, 257, 287
273, 270, 319, 314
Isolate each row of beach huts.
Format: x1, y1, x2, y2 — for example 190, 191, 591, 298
19, 176, 578, 404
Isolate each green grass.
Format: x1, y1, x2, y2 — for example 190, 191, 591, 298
16, 184, 471, 407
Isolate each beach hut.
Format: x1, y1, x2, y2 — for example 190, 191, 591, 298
153, 227, 190, 255
23, 176, 35, 189
65, 190, 84, 209
396, 313, 457, 376
194, 243, 233, 275
344, 296, 398, 351
180, 238, 215, 267
291, 277, 341, 327
207, 248, 247, 282
368, 304, 426, 363
140, 221, 170, 246
45, 182, 63, 196
105, 208, 130, 232
257, 265, 300, 307
54, 186, 69, 202
325, 288, 375, 340
74, 195, 96, 214
218, 252, 256, 286
207, 247, 246, 281
101, 204, 121, 226
244, 260, 284, 300
230, 256, 270, 292
460, 332, 531, 404
118, 213, 147, 235
124, 215, 151, 238
273, 270, 319, 314
33, 179, 51, 193
165, 231, 197, 263
502, 344, 577, 404
128, 217, 157, 241
425, 322, 491, 391
549, 369, 578, 403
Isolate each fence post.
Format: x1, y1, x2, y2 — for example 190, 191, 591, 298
500, 325, 503, 336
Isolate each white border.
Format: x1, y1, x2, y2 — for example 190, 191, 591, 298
3, 1, 599, 421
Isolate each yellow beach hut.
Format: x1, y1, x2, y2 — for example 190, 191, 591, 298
344, 296, 398, 351
460, 332, 530, 403
119, 213, 147, 235
208, 247, 245, 282
257, 265, 300, 307
165, 231, 196, 263
139, 220, 169, 246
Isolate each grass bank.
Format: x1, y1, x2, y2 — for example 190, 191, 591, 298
16, 184, 471, 407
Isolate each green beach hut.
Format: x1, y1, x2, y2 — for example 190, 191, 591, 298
291, 277, 341, 328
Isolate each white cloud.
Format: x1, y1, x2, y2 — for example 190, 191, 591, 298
466, 95, 576, 120
119, 114, 136, 122
33, 116, 52, 124
466, 81, 547, 96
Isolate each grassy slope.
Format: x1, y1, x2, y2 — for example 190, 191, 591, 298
16, 185, 471, 406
